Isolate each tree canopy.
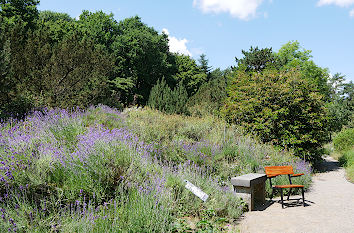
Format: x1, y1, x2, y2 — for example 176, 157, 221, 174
223, 67, 329, 162
235, 46, 278, 72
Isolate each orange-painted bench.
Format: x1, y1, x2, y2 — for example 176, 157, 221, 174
264, 166, 305, 208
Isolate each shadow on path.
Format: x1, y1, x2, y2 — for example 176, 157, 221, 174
252, 197, 315, 211
316, 157, 341, 173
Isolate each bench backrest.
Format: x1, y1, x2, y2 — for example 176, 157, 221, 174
264, 166, 294, 177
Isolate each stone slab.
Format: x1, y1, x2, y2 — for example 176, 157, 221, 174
231, 173, 267, 188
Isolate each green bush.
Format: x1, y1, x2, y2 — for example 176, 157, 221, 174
333, 128, 354, 152
223, 67, 329, 163
187, 76, 227, 117
148, 78, 188, 115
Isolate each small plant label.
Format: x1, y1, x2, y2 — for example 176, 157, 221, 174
184, 180, 209, 202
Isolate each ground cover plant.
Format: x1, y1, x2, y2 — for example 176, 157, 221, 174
0, 105, 312, 232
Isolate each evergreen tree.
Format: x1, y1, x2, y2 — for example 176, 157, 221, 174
148, 78, 188, 115
172, 81, 188, 114
148, 78, 170, 112
235, 46, 278, 72
198, 54, 211, 80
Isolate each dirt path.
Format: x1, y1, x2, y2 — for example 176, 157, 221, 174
238, 157, 354, 233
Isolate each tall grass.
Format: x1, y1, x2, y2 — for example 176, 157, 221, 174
0, 105, 312, 231
333, 128, 354, 183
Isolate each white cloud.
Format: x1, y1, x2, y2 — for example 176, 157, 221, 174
350, 8, 354, 16
317, 0, 354, 7
193, 0, 264, 20
317, 0, 354, 16
162, 28, 192, 56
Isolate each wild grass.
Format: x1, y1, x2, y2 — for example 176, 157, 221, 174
332, 128, 354, 183
0, 105, 312, 231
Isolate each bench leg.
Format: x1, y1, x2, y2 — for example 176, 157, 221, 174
270, 187, 275, 200
287, 188, 292, 200
280, 188, 284, 209
301, 187, 305, 207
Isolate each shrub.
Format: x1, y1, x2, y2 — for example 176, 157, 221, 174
223, 67, 329, 163
187, 76, 227, 117
333, 128, 354, 152
148, 78, 188, 115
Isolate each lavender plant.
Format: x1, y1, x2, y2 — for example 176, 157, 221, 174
0, 105, 312, 232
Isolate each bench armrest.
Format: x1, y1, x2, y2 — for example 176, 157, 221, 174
291, 173, 304, 177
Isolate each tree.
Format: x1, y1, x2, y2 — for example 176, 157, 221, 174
41, 32, 113, 108
148, 78, 188, 115
172, 81, 188, 114
0, 19, 12, 116
223, 67, 329, 163
276, 41, 331, 100
77, 10, 119, 50
148, 78, 172, 113
0, 16, 35, 117
10, 25, 113, 109
198, 54, 211, 80
39, 10, 72, 22
38, 10, 75, 43
173, 54, 207, 96
111, 16, 174, 105
0, 0, 39, 28
326, 73, 353, 132
235, 46, 278, 72
187, 68, 228, 116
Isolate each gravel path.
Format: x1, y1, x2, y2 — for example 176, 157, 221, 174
238, 157, 354, 233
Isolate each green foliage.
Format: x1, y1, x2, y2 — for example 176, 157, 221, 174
173, 54, 207, 96
0, 0, 39, 28
333, 128, 354, 183
277, 41, 312, 66
77, 10, 119, 49
0, 5, 179, 114
148, 78, 188, 115
341, 149, 354, 183
17, 27, 113, 108
39, 10, 72, 22
235, 46, 279, 72
112, 16, 174, 105
148, 78, 172, 112
223, 67, 329, 163
198, 53, 212, 80
173, 81, 189, 114
333, 128, 354, 152
187, 72, 227, 117
276, 41, 331, 100
124, 107, 312, 182
327, 73, 354, 132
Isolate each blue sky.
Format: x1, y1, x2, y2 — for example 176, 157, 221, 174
38, 0, 354, 82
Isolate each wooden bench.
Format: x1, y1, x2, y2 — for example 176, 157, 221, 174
264, 166, 305, 208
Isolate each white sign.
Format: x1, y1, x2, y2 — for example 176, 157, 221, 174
184, 180, 209, 202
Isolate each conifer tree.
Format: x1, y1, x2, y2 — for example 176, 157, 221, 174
173, 81, 188, 114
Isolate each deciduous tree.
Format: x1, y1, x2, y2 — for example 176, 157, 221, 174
223, 67, 329, 162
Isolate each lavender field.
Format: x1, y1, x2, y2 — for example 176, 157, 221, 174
0, 105, 311, 232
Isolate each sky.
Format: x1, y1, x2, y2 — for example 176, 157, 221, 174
38, 0, 354, 82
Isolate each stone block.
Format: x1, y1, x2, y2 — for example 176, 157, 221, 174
231, 173, 267, 211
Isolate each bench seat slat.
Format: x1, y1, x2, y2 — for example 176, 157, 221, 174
291, 173, 304, 177
274, 184, 304, 189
